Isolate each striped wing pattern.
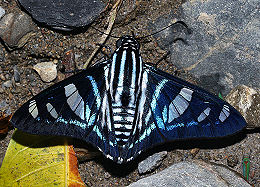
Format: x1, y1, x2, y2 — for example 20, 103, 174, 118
11, 61, 121, 160
124, 65, 246, 160
11, 36, 247, 164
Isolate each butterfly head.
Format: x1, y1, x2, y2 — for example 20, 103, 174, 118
116, 36, 140, 51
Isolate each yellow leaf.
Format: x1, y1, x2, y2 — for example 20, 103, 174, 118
0, 130, 86, 187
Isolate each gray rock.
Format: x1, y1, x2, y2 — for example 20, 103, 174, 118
18, 0, 105, 31
129, 160, 250, 187
152, 0, 260, 95
0, 7, 5, 19
0, 12, 35, 49
138, 151, 167, 174
33, 61, 58, 82
226, 85, 260, 128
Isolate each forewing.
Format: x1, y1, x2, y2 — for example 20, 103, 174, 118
11, 61, 119, 158
126, 64, 247, 160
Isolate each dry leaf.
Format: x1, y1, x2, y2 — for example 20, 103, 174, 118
0, 130, 85, 186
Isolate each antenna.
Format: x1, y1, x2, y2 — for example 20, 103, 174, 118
90, 20, 191, 39
138, 21, 192, 40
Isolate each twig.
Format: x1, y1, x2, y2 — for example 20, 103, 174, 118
83, 0, 122, 69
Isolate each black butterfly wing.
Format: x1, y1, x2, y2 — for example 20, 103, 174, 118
11, 61, 121, 160
11, 59, 247, 163
126, 64, 247, 161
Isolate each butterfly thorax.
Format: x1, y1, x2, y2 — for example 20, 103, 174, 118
108, 36, 143, 146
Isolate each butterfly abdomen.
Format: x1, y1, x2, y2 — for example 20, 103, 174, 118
112, 106, 135, 146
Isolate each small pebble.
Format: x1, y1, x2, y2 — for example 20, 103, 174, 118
33, 61, 57, 82
190, 148, 200, 157
138, 151, 167, 174
0, 73, 5, 81
13, 66, 20, 82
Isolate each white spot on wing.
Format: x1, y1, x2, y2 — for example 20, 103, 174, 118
75, 97, 85, 120
168, 104, 179, 121
197, 107, 211, 122
64, 83, 85, 120
219, 105, 230, 122
174, 95, 189, 114
46, 103, 58, 119
168, 88, 193, 123
180, 87, 193, 101
29, 100, 38, 118
64, 83, 76, 97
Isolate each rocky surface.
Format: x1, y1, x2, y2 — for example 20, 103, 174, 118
226, 85, 260, 128
151, 0, 260, 96
129, 160, 251, 187
0, 0, 259, 186
18, 0, 105, 30
0, 12, 35, 49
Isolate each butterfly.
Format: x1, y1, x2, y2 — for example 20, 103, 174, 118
11, 35, 247, 164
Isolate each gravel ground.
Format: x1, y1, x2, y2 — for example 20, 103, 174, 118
0, 0, 259, 186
